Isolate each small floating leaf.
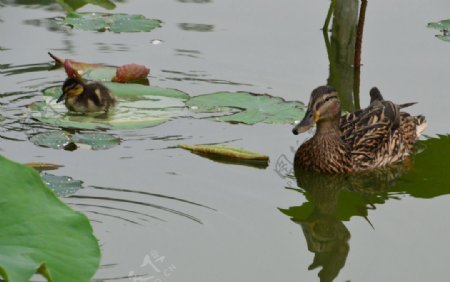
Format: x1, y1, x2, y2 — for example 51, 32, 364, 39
29, 131, 71, 149
40, 173, 83, 197
72, 132, 120, 150
186, 92, 304, 125
30, 131, 120, 150
178, 144, 269, 161
0, 154, 100, 281
427, 19, 450, 42
63, 12, 161, 33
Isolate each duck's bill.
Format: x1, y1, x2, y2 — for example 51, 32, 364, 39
292, 109, 315, 135
56, 93, 66, 103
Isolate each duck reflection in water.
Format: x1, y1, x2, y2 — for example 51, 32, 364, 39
280, 164, 408, 282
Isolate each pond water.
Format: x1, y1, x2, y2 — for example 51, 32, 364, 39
1, 0, 450, 281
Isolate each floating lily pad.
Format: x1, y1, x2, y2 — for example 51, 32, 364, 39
186, 92, 305, 125
427, 19, 450, 42
72, 132, 120, 150
31, 84, 188, 130
30, 131, 120, 150
63, 12, 161, 33
30, 131, 71, 149
41, 173, 83, 197
0, 154, 99, 281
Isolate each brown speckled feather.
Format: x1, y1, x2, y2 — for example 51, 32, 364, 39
293, 86, 427, 173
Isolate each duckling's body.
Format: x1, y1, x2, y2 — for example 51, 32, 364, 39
57, 78, 116, 113
292, 86, 427, 173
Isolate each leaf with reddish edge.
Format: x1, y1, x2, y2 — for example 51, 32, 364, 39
48, 52, 150, 83
112, 64, 150, 82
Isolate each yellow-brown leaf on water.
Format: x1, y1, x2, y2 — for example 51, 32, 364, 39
25, 162, 63, 172
178, 144, 269, 162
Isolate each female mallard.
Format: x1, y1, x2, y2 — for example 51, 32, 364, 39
57, 77, 116, 113
292, 86, 427, 173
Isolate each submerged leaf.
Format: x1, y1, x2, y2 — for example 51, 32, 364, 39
186, 92, 304, 125
179, 144, 269, 161
63, 12, 161, 33
0, 155, 100, 281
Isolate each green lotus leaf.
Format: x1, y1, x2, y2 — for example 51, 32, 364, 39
30, 131, 120, 150
0, 154, 99, 282
32, 84, 188, 130
72, 132, 120, 150
41, 173, 84, 197
186, 92, 305, 125
427, 19, 450, 42
63, 12, 161, 33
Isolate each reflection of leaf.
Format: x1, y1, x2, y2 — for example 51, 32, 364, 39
186, 92, 304, 125
179, 144, 269, 162
63, 12, 161, 33
41, 173, 83, 197
31, 85, 188, 130
393, 135, 450, 198
0, 155, 99, 282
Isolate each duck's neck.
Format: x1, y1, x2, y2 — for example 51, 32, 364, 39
315, 117, 341, 136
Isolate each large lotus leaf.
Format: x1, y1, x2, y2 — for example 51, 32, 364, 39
32, 84, 188, 130
186, 92, 305, 125
63, 12, 161, 33
427, 19, 450, 42
0, 155, 99, 282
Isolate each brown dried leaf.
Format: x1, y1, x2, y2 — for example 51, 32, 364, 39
112, 63, 150, 83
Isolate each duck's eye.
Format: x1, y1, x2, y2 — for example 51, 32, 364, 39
325, 96, 336, 102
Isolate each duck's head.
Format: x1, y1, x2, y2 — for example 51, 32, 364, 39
292, 86, 340, 135
57, 78, 85, 103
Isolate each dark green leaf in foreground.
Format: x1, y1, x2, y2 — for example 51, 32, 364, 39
186, 92, 305, 125
31, 84, 188, 130
63, 12, 161, 33
427, 19, 450, 42
56, 0, 116, 12
0, 155, 99, 282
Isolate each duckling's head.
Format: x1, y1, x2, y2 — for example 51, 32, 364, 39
57, 78, 85, 103
292, 86, 340, 135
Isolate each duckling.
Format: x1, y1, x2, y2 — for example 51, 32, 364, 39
292, 86, 427, 173
57, 78, 116, 113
